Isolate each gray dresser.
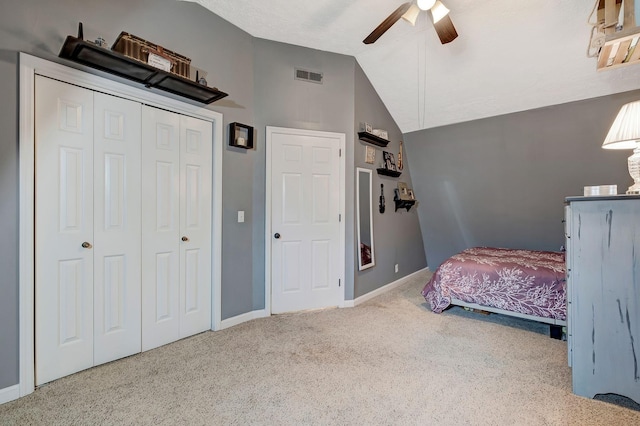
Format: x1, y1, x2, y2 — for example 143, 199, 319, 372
565, 195, 640, 403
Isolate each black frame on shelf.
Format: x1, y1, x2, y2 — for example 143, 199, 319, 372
229, 122, 254, 149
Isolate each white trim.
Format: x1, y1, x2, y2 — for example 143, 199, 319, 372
219, 310, 270, 330
264, 126, 346, 314
0, 385, 20, 405
18, 53, 224, 397
343, 267, 430, 308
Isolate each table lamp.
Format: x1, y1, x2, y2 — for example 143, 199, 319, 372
602, 100, 640, 194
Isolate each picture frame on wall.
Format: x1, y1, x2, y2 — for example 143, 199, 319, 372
365, 146, 376, 164
383, 151, 396, 171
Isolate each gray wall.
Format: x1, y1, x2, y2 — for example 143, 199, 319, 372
0, 0, 427, 390
252, 38, 357, 301
404, 90, 640, 269
0, 0, 256, 389
354, 64, 427, 298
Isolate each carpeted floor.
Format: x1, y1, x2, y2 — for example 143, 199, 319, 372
2, 270, 639, 425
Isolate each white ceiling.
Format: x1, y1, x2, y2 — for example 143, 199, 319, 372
184, 0, 640, 133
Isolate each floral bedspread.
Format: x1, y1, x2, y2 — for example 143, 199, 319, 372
421, 247, 566, 321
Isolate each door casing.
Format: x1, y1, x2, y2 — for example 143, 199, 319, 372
265, 126, 346, 314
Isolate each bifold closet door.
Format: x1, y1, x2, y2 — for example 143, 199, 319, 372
35, 76, 142, 385
141, 107, 212, 351
92, 92, 142, 366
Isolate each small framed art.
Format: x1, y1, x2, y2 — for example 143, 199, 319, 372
365, 146, 376, 164
229, 122, 254, 149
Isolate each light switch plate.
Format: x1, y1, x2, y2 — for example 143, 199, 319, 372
238, 210, 245, 223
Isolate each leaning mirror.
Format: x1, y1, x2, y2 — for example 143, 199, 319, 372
357, 168, 375, 270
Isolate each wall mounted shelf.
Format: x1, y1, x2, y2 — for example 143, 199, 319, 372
58, 35, 229, 104
394, 198, 416, 212
358, 131, 389, 147
376, 168, 401, 178
229, 122, 254, 149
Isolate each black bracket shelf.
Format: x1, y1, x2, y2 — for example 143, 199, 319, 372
394, 198, 416, 212
58, 36, 229, 104
358, 131, 390, 147
376, 168, 402, 178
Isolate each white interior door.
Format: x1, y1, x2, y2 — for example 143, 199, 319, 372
141, 107, 181, 351
178, 115, 212, 338
92, 92, 142, 365
141, 107, 212, 350
269, 128, 343, 314
35, 76, 95, 385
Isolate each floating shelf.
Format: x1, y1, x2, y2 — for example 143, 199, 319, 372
58, 36, 229, 104
394, 198, 416, 212
358, 131, 390, 147
376, 168, 401, 178
597, 26, 640, 71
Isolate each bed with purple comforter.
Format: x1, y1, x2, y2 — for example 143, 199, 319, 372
421, 247, 566, 323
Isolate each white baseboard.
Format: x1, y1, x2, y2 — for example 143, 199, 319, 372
220, 309, 269, 330
343, 267, 430, 308
0, 384, 20, 405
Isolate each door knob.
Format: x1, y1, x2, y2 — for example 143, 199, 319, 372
274, 233, 281, 239
182, 236, 189, 242
81, 242, 92, 249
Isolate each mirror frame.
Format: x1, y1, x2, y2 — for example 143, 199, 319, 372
356, 167, 375, 271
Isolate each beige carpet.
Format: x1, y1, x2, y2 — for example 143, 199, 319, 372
2, 270, 640, 425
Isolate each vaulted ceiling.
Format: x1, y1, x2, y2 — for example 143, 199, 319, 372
184, 0, 640, 133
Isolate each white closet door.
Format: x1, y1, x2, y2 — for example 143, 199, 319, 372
35, 76, 95, 385
141, 106, 181, 351
93, 92, 142, 365
179, 115, 212, 337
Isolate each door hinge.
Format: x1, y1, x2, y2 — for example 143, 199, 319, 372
339, 148, 342, 157
339, 279, 341, 287
339, 214, 342, 222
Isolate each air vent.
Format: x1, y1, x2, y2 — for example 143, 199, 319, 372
295, 68, 323, 84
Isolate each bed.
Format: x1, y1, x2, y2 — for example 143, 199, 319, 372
421, 247, 567, 331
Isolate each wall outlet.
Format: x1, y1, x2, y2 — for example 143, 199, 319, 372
394, 264, 399, 273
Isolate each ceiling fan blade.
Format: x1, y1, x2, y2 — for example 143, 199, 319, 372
432, 14, 458, 44
363, 2, 412, 44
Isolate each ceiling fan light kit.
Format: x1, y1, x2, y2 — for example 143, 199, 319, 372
417, 0, 436, 10
363, 1, 458, 45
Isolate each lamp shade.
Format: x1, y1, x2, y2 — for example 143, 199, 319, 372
417, 0, 436, 11
430, 1, 450, 24
401, 4, 421, 26
603, 100, 640, 150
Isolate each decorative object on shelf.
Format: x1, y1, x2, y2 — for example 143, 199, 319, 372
393, 184, 417, 212
360, 122, 373, 133
58, 24, 228, 105
379, 184, 386, 214
602, 100, 640, 194
358, 131, 390, 147
376, 168, 401, 178
383, 151, 397, 171
397, 140, 404, 171
365, 145, 376, 164
112, 31, 191, 78
94, 37, 107, 48
229, 122, 254, 149
196, 70, 208, 86
372, 129, 388, 140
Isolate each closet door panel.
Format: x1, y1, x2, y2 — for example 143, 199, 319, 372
93, 92, 142, 365
35, 76, 95, 385
142, 106, 181, 351
179, 116, 212, 337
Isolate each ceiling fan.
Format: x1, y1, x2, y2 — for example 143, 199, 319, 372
363, 0, 458, 45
